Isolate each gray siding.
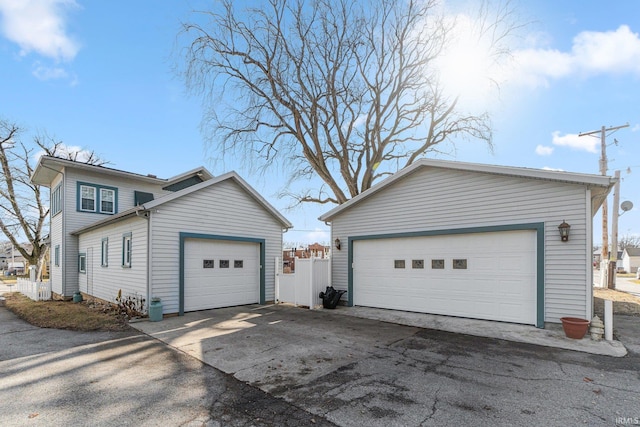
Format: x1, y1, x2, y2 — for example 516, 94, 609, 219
150, 179, 283, 314
49, 174, 64, 295
77, 216, 148, 304
330, 167, 590, 323
56, 168, 169, 296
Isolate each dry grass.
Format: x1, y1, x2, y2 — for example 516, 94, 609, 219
594, 288, 640, 316
3, 293, 131, 331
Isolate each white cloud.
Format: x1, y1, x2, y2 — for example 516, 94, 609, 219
632, 124, 640, 132
32, 62, 68, 80
0, 0, 80, 61
509, 25, 640, 88
542, 166, 565, 172
535, 145, 554, 156
33, 143, 96, 163
303, 228, 330, 244
551, 131, 597, 153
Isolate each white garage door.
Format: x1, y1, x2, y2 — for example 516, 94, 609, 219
184, 239, 260, 311
353, 230, 537, 324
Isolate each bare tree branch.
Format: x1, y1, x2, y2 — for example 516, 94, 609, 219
180, 0, 517, 205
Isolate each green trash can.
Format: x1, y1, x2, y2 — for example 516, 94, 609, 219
149, 297, 163, 322
73, 291, 83, 303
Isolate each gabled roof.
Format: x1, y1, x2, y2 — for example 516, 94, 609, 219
319, 159, 616, 222
31, 156, 214, 187
624, 247, 640, 257
72, 171, 292, 235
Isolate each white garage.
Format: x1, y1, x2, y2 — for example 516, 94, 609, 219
320, 159, 615, 328
353, 230, 537, 324
184, 238, 260, 311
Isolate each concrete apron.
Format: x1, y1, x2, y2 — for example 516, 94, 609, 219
131, 304, 420, 392
131, 304, 626, 391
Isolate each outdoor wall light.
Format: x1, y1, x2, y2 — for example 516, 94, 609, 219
558, 220, 571, 242
334, 238, 341, 250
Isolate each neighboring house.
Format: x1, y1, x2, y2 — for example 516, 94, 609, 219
31, 156, 292, 315
319, 159, 615, 328
593, 249, 623, 270
282, 243, 331, 272
622, 247, 640, 273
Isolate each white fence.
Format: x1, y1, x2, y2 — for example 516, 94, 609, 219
17, 278, 52, 301
275, 257, 331, 309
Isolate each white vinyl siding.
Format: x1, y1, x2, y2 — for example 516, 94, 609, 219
150, 179, 282, 314
77, 216, 148, 303
330, 167, 591, 323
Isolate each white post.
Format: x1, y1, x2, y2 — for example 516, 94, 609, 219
610, 170, 620, 289
274, 257, 280, 303
604, 299, 613, 341
309, 258, 314, 309
29, 265, 36, 282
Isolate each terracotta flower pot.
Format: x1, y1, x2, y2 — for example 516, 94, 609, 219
560, 317, 590, 339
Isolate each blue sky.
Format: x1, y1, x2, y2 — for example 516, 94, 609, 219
1, 0, 639, 246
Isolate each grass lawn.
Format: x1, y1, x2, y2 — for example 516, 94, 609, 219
2, 293, 131, 331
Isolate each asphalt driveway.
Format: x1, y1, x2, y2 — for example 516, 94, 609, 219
133, 304, 640, 426
0, 307, 332, 426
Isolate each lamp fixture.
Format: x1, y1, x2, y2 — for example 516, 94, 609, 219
558, 220, 571, 242
334, 238, 341, 250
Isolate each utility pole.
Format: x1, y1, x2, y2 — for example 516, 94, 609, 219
579, 124, 629, 289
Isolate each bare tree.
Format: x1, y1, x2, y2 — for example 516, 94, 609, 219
181, 0, 518, 204
0, 119, 106, 276
618, 233, 640, 249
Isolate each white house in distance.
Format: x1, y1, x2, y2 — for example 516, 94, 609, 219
319, 159, 615, 328
622, 247, 640, 273
31, 156, 292, 315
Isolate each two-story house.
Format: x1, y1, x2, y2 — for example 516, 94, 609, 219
31, 156, 292, 315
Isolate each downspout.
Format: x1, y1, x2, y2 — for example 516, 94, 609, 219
61, 170, 67, 297
136, 208, 151, 312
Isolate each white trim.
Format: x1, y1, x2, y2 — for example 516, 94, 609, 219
586, 188, 593, 319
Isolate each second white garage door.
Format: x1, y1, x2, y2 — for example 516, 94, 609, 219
353, 230, 537, 324
184, 238, 260, 311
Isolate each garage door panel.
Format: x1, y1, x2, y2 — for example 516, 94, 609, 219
354, 230, 537, 324
184, 239, 259, 311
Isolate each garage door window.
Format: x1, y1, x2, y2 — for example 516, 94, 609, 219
219, 260, 230, 268
234, 260, 243, 268
394, 259, 405, 269
453, 259, 467, 269
203, 259, 214, 268
412, 259, 424, 269
431, 259, 444, 269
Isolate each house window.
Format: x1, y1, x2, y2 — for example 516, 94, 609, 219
122, 233, 132, 268
79, 253, 86, 273
51, 184, 62, 216
54, 245, 60, 267
80, 185, 96, 212
100, 189, 115, 214
101, 238, 108, 267
77, 182, 118, 214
